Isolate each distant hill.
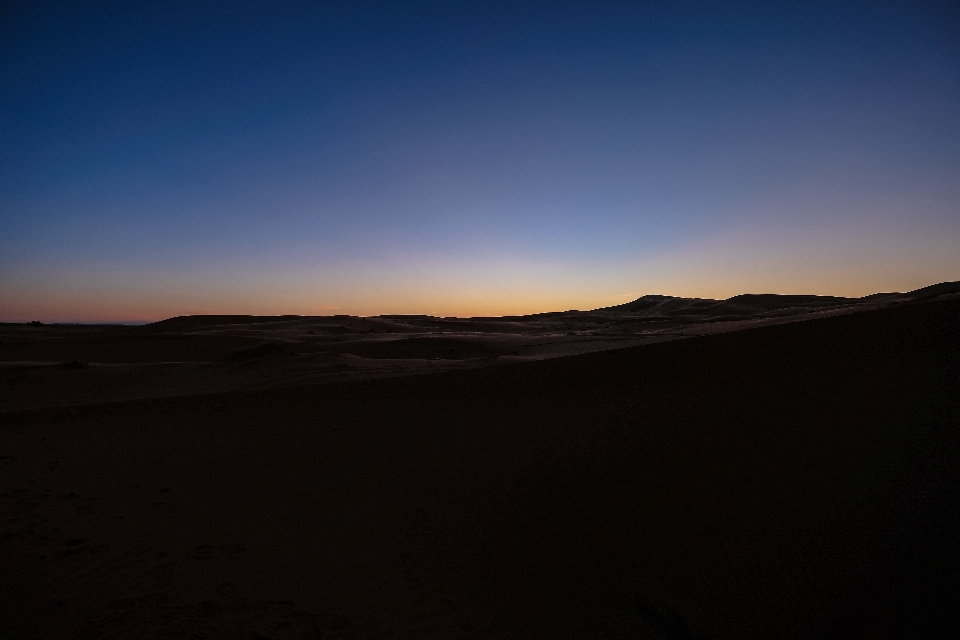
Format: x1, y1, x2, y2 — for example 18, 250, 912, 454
138, 281, 960, 328
143, 314, 305, 331
594, 281, 960, 319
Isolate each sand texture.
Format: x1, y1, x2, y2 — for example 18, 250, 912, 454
0, 285, 959, 638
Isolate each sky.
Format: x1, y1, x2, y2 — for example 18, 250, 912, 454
1, 1, 958, 321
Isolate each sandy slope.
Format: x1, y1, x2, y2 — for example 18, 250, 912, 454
2, 285, 952, 412
0, 293, 958, 638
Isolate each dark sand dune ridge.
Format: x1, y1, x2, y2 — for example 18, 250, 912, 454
3, 283, 956, 412
0, 284, 958, 638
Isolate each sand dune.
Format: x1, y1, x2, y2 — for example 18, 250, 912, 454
3, 283, 955, 412
0, 284, 958, 638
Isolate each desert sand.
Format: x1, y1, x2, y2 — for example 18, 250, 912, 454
1, 283, 959, 638
1, 285, 947, 412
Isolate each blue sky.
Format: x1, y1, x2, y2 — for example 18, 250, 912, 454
2, 1, 958, 320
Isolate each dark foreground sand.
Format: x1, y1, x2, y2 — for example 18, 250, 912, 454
1, 293, 959, 638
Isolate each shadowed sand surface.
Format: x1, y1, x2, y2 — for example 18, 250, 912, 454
0, 285, 959, 638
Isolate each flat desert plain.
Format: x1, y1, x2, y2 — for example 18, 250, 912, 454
1, 283, 959, 638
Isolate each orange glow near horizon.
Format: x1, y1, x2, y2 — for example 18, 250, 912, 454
3, 267, 956, 324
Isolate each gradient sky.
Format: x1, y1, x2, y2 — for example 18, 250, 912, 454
2, 1, 958, 321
